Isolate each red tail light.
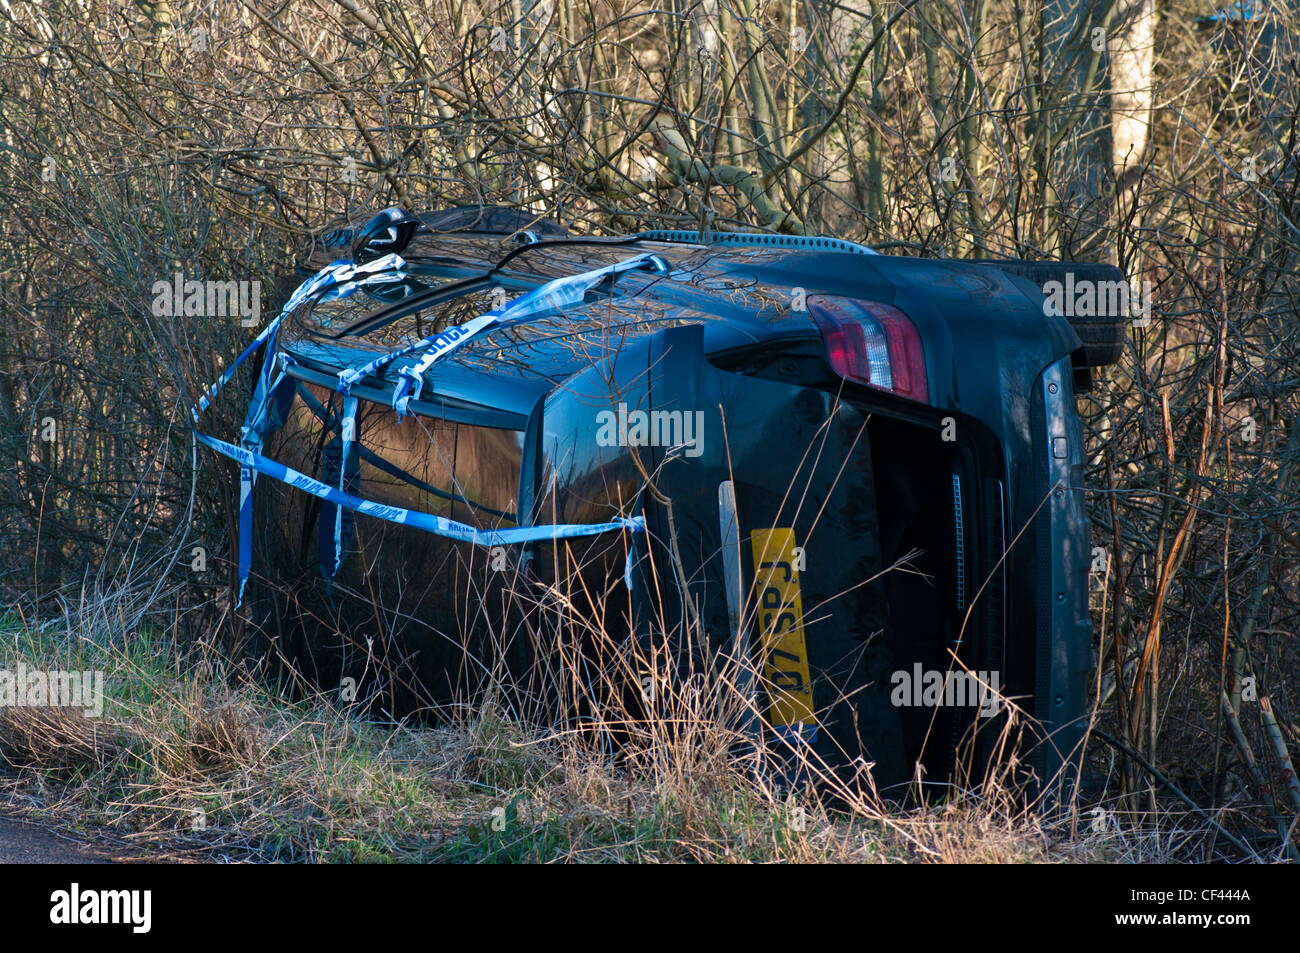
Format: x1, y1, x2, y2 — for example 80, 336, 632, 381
808, 295, 929, 403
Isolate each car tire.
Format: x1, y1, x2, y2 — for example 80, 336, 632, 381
976, 260, 1130, 367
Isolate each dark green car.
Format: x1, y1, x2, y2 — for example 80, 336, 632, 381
227, 206, 1127, 799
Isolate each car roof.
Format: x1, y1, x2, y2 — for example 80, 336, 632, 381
277, 225, 1055, 422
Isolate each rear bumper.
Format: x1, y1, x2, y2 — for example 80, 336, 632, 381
1031, 356, 1094, 796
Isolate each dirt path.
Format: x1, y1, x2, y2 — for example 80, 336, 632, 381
0, 812, 122, 863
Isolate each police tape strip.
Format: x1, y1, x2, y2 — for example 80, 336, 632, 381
337, 252, 668, 416
190, 254, 409, 424
392, 252, 668, 415
194, 431, 645, 546
191, 251, 651, 605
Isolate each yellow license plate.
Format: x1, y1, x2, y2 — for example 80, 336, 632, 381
750, 528, 814, 729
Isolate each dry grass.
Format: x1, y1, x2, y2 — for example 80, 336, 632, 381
0, 592, 1114, 864
1, 519, 1286, 863
0, 706, 133, 772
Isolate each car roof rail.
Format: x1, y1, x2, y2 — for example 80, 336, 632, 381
634, 229, 881, 256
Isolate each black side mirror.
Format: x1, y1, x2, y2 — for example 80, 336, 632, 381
351, 207, 423, 263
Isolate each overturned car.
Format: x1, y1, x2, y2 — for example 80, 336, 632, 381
197, 206, 1128, 797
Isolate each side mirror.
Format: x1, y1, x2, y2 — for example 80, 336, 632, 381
351, 207, 423, 263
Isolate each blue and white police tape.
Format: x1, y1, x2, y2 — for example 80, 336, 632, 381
195, 255, 415, 603
195, 431, 645, 547
337, 252, 668, 416
190, 254, 409, 424
191, 249, 650, 605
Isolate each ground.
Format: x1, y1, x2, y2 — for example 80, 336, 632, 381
0, 811, 119, 863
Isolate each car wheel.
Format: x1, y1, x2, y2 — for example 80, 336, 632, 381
978, 260, 1131, 367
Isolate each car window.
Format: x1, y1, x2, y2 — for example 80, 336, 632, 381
355, 403, 522, 527
281, 384, 522, 528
